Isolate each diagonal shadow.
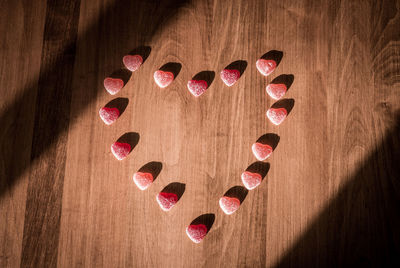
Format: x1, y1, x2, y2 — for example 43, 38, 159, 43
274, 111, 400, 267
0, 0, 188, 199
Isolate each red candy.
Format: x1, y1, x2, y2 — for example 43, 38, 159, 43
99, 107, 120, 125
219, 196, 240, 215
220, 69, 240, 87
111, 142, 131, 160
133, 172, 153, 190
154, 70, 174, 88
266, 83, 287, 100
241, 171, 262, 190
267, 108, 288, 125
123, 55, 143, 72
104, 77, 124, 95
156, 192, 178, 211
256, 59, 277, 76
252, 142, 273, 161
186, 224, 208, 243
187, 80, 208, 97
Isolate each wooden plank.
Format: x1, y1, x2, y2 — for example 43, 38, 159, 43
20, 0, 81, 267
0, 1, 47, 267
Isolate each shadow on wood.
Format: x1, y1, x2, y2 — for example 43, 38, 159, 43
138, 161, 163, 182
104, 97, 129, 116
161, 182, 185, 200
190, 214, 216, 233
223, 186, 249, 204
256, 133, 280, 150
273, 111, 400, 267
246, 162, 270, 180
270, 74, 295, 92
126, 45, 152, 63
271, 98, 295, 115
117, 132, 140, 153
192, 71, 215, 88
260, 50, 283, 67
159, 62, 182, 79
224, 60, 248, 76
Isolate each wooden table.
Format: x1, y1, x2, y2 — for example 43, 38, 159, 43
1, 0, 399, 267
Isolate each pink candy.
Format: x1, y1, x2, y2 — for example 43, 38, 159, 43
123, 55, 143, 72
241, 171, 262, 190
133, 172, 153, 190
154, 70, 174, 88
252, 142, 273, 161
99, 107, 119, 125
104, 77, 124, 95
256, 59, 277, 76
156, 192, 178, 211
111, 142, 131, 160
220, 69, 240, 87
186, 224, 208, 243
267, 108, 288, 125
266, 83, 287, 100
219, 196, 240, 215
187, 80, 208, 97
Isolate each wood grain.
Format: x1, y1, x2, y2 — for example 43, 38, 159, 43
0, 0, 399, 267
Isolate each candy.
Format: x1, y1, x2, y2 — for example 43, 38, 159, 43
267, 108, 287, 125
156, 192, 178, 211
187, 80, 208, 97
252, 142, 273, 161
154, 70, 174, 88
186, 224, 208, 243
111, 142, 131, 160
220, 69, 240, 86
241, 171, 262, 190
133, 172, 153, 190
219, 196, 240, 215
123, 55, 143, 72
256, 59, 276, 76
266, 83, 287, 100
99, 107, 120, 125
104, 78, 124, 95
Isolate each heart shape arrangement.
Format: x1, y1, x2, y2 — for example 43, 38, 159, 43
104, 78, 124, 95
123, 55, 143, 72
154, 70, 174, 88
187, 80, 208, 97
111, 142, 131, 160
186, 224, 208, 244
133, 172, 154, 190
241, 171, 263, 190
99, 107, 120, 125
219, 196, 241, 215
266, 83, 287, 100
156, 192, 178, 211
267, 108, 288, 125
98, 49, 294, 243
220, 69, 240, 87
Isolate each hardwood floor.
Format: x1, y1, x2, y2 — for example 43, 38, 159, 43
0, 0, 399, 267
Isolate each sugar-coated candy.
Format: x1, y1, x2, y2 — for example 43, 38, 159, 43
252, 142, 273, 161
104, 77, 124, 95
154, 70, 174, 88
241, 171, 262, 190
123, 55, 143, 72
220, 69, 240, 87
156, 192, 178, 211
186, 224, 208, 243
256, 59, 276, 76
219, 196, 240, 215
266, 83, 287, 100
133, 172, 153, 190
99, 107, 119, 125
111, 142, 131, 160
267, 108, 287, 125
187, 80, 208, 97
